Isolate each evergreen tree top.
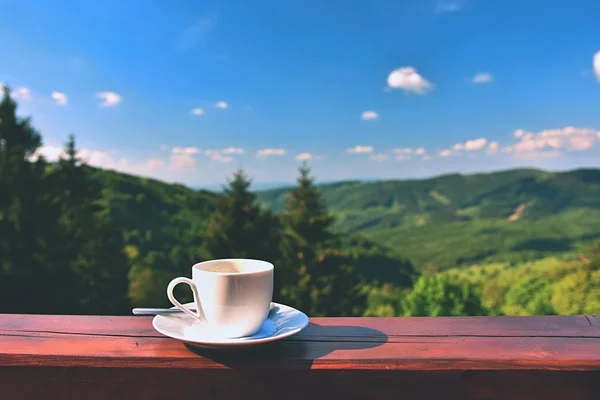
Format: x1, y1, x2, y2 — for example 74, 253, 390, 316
220, 168, 256, 203
227, 168, 252, 190
203, 168, 280, 261
1, 86, 18, 131
285, 163, 331, 217
65, 134, 78, 160
0, 84, 42, 160
59, 134, 82, 168
281, 162, 334, 245
296, 162, 314, 188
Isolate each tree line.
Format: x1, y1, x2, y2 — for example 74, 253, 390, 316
0, 87, 128, 314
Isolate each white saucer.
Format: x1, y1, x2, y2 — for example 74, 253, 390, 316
152, 302, 309, 349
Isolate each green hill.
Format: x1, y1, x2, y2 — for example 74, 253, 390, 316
257, 168, 600, 270
83, 166, 600, 278
88, 166, 217, 257
86, 166, 415, 287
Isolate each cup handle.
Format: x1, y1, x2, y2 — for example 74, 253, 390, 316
167, 277, 206, 322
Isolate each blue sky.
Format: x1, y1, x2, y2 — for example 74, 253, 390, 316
1, 0, 599, 187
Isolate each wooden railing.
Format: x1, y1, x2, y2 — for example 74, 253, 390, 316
1, 314, 600, 399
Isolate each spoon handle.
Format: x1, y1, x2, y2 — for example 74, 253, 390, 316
132, 308, 190, 315
132, 302, 276, 316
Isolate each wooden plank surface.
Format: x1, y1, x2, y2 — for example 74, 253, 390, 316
1, 314, 600, 399
2, 313, 598, 338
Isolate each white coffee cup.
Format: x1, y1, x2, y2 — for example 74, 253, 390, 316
167, 258, 274, 339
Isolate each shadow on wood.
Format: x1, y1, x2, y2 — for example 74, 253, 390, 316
184, 322, 388, 370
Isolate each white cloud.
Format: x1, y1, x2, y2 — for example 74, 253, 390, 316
439, 149, 453, 157
361, 111, 379, 120
203, 147, 242, 162
170, 147, 199, 170
30, 146, 120, 169
471, 72, 493, 84
204, 147, 238, 163
96, 91, 122, 107
32, 144, 189, 178
87, 153, 166, 173
172, 146, 199, 155
422, 154, 432, 161
568, 136, 595, 150
514, 129, 526, 139
594, 51, 600, 81
464, 138, 488, 151
190, 107, 204, 116
434, 1, 462, 13
87, 153, 163, 173
216, 101, 228, 109
386, 67, 433, 95
31, 145, 149, 173
257, 148, 286, 157
30, 146, 65, 162
80, 149, 123, 167
452, 138, 488, 152
381, 147, 429, 159
296, 152, 313, 161
51, 91, 68, 106
504, 126, 600, 158
347, 145, 374, 154
370, 153, 388, 162
13, 87, 31, 101
222, 147, 244, 154
487, 141, 499, 154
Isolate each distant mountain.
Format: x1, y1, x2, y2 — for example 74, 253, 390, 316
257, 168, 600, 270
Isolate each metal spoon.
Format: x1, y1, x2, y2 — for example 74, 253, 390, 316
132, 302, 276, 316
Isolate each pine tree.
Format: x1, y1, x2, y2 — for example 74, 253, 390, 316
280, 163, 334, 244
0, 86, 53, 312
202, 169, 280, 262
49, 134, 130, 314
278, 163, 365, 316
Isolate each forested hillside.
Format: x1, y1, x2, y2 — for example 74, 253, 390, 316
258, 169, 600, 270
85, 167, 415, 295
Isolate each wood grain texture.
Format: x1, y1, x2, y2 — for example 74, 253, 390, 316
2, 314, 598, 337
1, 314, 600, 399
